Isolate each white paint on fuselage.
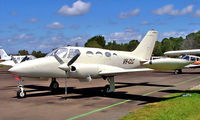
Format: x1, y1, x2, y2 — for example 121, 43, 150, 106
10, 47, 141, 79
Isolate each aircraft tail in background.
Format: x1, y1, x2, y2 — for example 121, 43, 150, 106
0, 49, 11, 60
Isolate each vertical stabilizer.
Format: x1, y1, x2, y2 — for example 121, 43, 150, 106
132, 30, 158, 60
0, 49, 9, 60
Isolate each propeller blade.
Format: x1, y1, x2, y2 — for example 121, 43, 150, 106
67, 53, 80, 66
54, 54, 64, 64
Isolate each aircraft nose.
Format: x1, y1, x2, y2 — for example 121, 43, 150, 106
9, 65, 27, 75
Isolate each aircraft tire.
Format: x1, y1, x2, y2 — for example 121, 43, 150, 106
50, 81, 59, 92
17, 90, 26, 98
103, 85, 111, 95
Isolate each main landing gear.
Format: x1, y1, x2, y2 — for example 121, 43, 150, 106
174, 69, 182, 75
49, 78, 59, 93
103, 76, 115, 95
17, 79, 26, 98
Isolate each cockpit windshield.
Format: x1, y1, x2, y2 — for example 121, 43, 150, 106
183, 55, 189, 61
68, 49, 80, 58
46, 48, 68, 58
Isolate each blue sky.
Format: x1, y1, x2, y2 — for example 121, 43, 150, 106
0, 0, 200, 53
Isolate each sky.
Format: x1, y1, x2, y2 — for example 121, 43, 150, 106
0, 0, 200, 54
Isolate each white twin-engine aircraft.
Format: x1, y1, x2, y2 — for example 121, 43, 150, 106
9, 30, 158, 98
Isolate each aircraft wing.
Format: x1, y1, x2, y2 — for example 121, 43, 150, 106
99, 68, 154, 76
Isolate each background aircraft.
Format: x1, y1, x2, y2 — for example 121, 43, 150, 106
9, 30, 158, 98
164, 49, 200, 56
0, 55, 36, 66
0, 48, 11, 61
0, 48, 36, 66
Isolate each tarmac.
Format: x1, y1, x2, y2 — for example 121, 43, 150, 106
0, 68, 200, 120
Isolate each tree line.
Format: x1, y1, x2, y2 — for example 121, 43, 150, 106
18, 30, 200, 57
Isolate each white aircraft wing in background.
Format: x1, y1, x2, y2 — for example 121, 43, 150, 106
164, 49, 200, 56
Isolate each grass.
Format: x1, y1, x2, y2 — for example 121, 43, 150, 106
120, 90, 200, 120
0, 64, 11, 69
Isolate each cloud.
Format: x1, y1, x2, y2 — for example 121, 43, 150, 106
13, 33, 35, 40
105, 27, 142, 42
26, 18, 39, 22
57, 0, 91, 16
10, 11, 17, 15
194, 9, 200, 17
118, 8, 140, 19
159, 31, 187, 41
70, 25, 80, 30
46, 22, 65, 29
152, 4, 194, 16
141, 21, 150, 25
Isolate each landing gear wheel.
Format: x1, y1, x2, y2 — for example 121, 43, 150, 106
50, 81, 59, 93
103, 85, 111, 95
17, 90, 26, 98
178, 69, 182, 74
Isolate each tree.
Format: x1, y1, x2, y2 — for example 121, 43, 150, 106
127, 40, 139, 51
32, 50, 46, 58
18, 50, 29, 55
85, 35, 105, 48
153, 41, 163, 56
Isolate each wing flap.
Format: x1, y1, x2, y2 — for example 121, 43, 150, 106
99, 68, 154, 76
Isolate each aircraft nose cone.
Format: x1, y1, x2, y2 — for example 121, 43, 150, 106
9, 65, 25, 74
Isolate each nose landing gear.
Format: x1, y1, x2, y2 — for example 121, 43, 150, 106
17, 79, 26, 98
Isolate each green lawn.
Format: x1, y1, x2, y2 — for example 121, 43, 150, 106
0, 64, 11, 69
120, 90, 200, 120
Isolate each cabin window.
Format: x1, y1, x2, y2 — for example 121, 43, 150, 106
86, 51, 94, 56
197, 58, 199, 61
105, 52, 111, 57
113, 53, 117, 56
68, 49, 80, 58
96, 51, 103, 57
191, 57, 196, 61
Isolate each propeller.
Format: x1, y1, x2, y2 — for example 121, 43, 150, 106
54, 53, 81, 96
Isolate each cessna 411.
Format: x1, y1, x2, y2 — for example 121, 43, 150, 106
9, 30, 158, 98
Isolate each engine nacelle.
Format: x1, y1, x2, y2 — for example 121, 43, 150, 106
69, 63, 100, 79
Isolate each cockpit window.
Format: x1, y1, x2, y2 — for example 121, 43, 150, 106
46, 48, 68, 58
68, 49, 80, 58
183, 55, 189, 61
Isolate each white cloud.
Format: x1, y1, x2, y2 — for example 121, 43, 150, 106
105, 27, 142, 42
13, 33, 35, 40
141, 21, 150, 25
159, 31, 187, 41
194, 9, 200, 17
46, 22, 65, 29
152, 4, 194, 16
57, 0, 91, 16
10, 11, 17, 15
70, 25, 80, 30
118, 8, 140, 19
26, 18, 38, 22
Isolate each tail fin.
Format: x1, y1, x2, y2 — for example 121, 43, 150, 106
0, 49, 9, 59
132, 30, 158, 60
